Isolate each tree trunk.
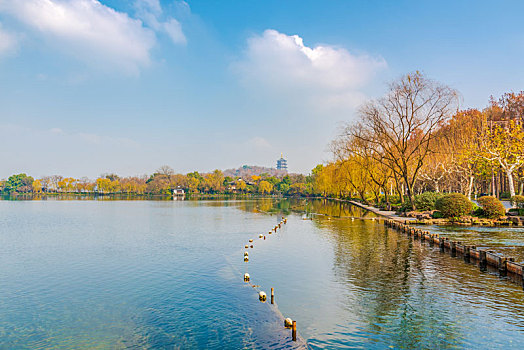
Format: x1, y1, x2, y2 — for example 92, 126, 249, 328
393, 174, 404, 204
404, 176, 416, 211
492, 172, 496, 197
506, 169, 516, 198
466, 175, 474, 200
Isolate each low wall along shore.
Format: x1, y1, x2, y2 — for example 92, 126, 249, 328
345, 200, 524, 290
383, 219, 524, 289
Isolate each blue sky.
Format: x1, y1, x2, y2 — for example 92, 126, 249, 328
0, 0, 522, 178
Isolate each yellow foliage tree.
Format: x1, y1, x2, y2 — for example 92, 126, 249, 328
32, 179, 42, 193
258, 180, 273, 194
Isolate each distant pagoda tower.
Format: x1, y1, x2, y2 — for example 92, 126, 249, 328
276, 153, 288, 171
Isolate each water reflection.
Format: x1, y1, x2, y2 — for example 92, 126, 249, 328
235, 199, 524, 349
323, 220, 462, 348
419, 225, 524, 263
1, 198, 524, 349
0, 200, 303, 349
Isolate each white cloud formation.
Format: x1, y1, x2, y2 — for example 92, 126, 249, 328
0, 0, 156, 74
135, 0, 162, 16
134, 0, 186, 45
162, 18, 185, 45
234, 29, 387, 109
247, 136, 272, 150
0, 22, 16, 55
0, 123, 142, 178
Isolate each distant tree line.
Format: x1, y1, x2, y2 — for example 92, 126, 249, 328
0, 167, 314, 197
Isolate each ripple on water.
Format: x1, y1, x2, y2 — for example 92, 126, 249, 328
1, 199, 524, 349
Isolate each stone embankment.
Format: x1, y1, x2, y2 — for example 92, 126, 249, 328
349, 200, 524, 290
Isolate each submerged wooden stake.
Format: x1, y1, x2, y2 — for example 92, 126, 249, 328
450, 241, 457, 257
271, 287, 274, 304
479, 250, 487, 271
499, 257, 508, 276
292, 320, 297, 341
464, 246, 471, 263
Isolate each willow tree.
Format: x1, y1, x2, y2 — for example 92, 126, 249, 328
332, 132, 392, 203
345, 72, 458, 210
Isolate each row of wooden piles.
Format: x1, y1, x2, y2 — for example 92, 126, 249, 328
384, 219, 524, 288
243, 217, 298, 342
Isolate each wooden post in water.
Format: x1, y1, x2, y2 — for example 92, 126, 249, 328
479, 250, 487, 271
271, 287, 274, 304
439, 237, 445, 252
464, 245, 471, 263
450, 241, 456, 257
499, 257, 507, 276
292, 320, 297, 341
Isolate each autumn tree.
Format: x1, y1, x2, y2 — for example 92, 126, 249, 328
344, 72, 458, 209
258, 180, 273, 194
146, 174, 170, 194
58, 177, 77, 192
478, 120, 524, 198
441, 109, 484, 198
186, 172, 202, 193
203, 170, 225, 193
76, 177, 94, 192
32, 179, 42, 193
96, 178, 112, 193
236, 179, 247, 193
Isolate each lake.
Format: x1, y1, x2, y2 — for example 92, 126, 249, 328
1, 198, 523, 349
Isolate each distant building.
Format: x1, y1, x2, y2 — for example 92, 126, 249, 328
276, 153, 288, 171
173, 188, 185, 196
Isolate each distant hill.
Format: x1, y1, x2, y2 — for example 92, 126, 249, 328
223, 165, 288, 179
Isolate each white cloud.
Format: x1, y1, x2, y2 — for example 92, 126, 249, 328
49, 127, 63, 134
134, 0, 186, 45
0, 0, 156, 74
247, 136, 272, 151
0, 123, 142, 178
162, 18, 186, 45
234, 29, 387, 109
0, 22, 16, 55
135, 0, 162, 16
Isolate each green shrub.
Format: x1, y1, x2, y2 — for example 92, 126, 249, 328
387, 195, 401, 205
432, 210, 444, 219
500, 192, 511, 199
477, 196, 506, 218
471, 203, 483, 217
414, 192, 444, 211
508, 208, 524, 215
511, 195, 524, 209
435, 193, 473, 218
399, 200, 413, 212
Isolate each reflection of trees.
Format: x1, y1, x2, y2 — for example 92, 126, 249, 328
232, 198, 382, 220
321, 219, 463, 348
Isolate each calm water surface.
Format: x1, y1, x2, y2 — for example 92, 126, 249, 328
1, 198, 523, 349
419, 224, 524, 263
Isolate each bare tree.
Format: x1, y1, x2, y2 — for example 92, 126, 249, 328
343, 72, 458, 210
157, 165, 175, 176
41, 175, 63, 192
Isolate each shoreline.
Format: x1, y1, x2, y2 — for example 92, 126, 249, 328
347, 200, 524, 289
